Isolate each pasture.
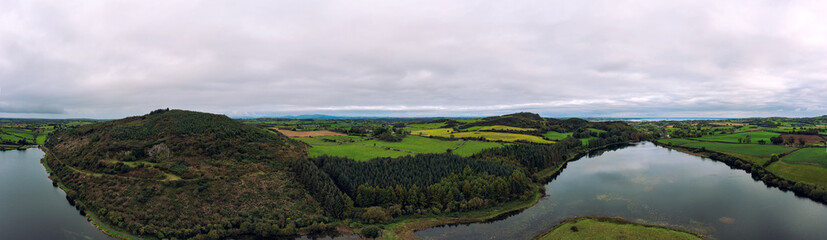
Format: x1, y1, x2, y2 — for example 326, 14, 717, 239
412, 128, 455, 137
656, 138, 699, 146
692, 131, 780, 144
414, 128, 552, 143
767, 161, 827, 186
542, 131, 572, 140
451, 131, 554, 144
405, 122, 446, 131
299, 135, 507, 161
782, 148, 827, 168
681, 142, 796, 165
305, 143, 411, 161
452, 141, 505, 157
363, 135, 462, 154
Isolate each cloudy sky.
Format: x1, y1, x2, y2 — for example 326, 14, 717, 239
1, 0, 826, 119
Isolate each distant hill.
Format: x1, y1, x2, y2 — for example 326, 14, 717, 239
45, 109, 336, 239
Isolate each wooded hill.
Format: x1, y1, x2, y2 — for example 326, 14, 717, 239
45, 109, 332, 239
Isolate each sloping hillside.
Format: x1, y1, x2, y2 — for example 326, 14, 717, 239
45, 109, 333, 239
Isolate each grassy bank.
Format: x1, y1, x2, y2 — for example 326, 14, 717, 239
653, 141, 827, 204
533, 217, 703, 240
377, 189, 543, 239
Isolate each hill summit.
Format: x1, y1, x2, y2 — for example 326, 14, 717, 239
45, 109, 330, 239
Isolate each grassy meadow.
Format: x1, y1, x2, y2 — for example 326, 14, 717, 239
453, 141, 506, 157
543, 131, 572, 140
298, 135, 507, 161
534, 217, 702, 240
767, 161, 827, 186
682, 142, 796, 165
782, 148, 827, 168
363, 135, 462, 154
692, 131, 780, 143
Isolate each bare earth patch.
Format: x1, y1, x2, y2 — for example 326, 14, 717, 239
780, 134, 825, 145
269, 127, 346, 137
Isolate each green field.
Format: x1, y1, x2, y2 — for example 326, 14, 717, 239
363, 135, 462, 154
456, 119, 481, 124
767, 161, 827, 186
693, 131, 780, 144
1, 127, 35, 143
782, 148, 827, 168
463, 125, 535, 132
406, 122, 446, 131
543, 131, 572, 140
300, 135, 507, 161
412, 128, 455, 136
0, 133, 24, 142
682, 142, 796, 165
656, 138, 700, 146
306, 143, 412, 161
35, 128, 56, 145
535, 217, 701, 240
451, 131, 554, 144
452, 141, 505, 157
414, 128, 552, 144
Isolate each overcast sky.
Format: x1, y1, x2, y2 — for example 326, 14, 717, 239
1, 0, 826, 119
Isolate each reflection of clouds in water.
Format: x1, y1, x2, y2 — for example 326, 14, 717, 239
719, 217, 735, 224
596, 194, 630, 202
578, 157, 652, 174
629, 173, 672, 192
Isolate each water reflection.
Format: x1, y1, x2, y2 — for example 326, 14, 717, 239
415, 142, 827, 240
0, 149, 113, 240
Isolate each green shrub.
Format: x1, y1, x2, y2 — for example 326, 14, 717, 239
362, 226, 381, 238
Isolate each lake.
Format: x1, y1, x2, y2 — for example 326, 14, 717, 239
0, 149, 113, 240
415, 142, 827, 240
5, 143, 827, 240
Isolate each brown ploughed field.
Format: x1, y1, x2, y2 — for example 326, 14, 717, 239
780, 134, 825, 145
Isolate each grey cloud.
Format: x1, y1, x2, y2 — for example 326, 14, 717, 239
0, 0, 826, 119
0, 102, 65, 114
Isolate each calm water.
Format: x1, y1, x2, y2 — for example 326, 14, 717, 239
0, 149, 113, 239
6, 144, 827, 240
416, 142, 827, 240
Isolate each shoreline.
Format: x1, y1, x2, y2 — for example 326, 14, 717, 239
653, 141, 827, 205
39, 147, 142, 240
